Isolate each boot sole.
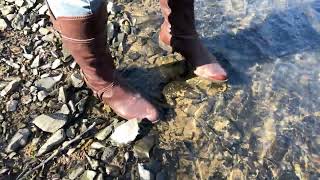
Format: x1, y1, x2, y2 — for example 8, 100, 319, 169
158, 37, 228, 84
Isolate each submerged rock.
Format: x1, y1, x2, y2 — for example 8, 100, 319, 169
110, 119, 139, 144
33, 113, 68, 133
6, 128, 31, 153
37, 129, 66, 156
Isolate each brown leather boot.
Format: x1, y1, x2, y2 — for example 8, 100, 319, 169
159, 0, 228, 83
48, 3, 158, 123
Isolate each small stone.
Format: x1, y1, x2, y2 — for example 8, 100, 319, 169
0, 19, 8, 31
71, 72, 84, 88
59, 104, 70, 115
6, 128, 31, 153
34, 74, 63, 91
33, 113, 68, 133
51, 59, 62, 69
66, 126, 76, 138
58, 87, 67, 103
105, 165, 121, 177
6, 100, 18, 112
90, 142, 105, 150
1, 79, 21, 97
39, 27, 49, 35
95, 173, 104, 180
138, 163, 154, 180
37, 90, 48, 101
69, 166, 85, 180
95, 125, 113, 141
30, 56, 41, 68
110, 119, 140, 144
101, 147, 116, 163
80, 170, 97, 180
23, 54, 34, 60
0, 6, 14, 16
133, 135, 156, 159
37, 129, 66, 156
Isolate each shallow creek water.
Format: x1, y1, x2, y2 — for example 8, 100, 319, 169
143, 0, 320, 179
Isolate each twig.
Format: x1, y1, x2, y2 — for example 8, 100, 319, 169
17, 122, 97, 180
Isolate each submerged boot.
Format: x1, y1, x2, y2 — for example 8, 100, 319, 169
159, 0, 228, 82
48, 3, 158, 122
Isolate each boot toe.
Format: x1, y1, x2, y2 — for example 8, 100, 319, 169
194, 63, 228, 82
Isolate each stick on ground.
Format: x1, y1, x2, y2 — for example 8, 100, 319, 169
17, 122, 97, 180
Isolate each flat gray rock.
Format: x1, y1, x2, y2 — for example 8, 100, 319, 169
37, 129, 66, 156
34, 74, 62, 91
6, 128, 31, 153
0, 79, 21, 97
33, 113, 68, 133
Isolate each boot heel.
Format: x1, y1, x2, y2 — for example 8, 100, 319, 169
158, 37, 173, 53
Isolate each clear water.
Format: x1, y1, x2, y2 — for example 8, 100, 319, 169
177, 0, 320, 178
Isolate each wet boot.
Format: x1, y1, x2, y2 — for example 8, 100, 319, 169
48, 3, 158, 122
159, 0, 228, 82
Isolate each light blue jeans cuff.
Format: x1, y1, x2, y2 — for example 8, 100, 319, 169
46, 0, 104, 17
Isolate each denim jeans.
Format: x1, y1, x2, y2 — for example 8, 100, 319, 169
46, 0, 104, 17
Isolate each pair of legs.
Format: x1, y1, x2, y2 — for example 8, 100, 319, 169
46, 0, 228, 123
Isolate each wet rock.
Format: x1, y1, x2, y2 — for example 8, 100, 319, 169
6, 128, 31, 153
265, 135, 291, 162
138, 163, 154, 180
69, 166, 85, 180
34, 74, 63, 91
80, 170, 97, 180
0, 79, 21, 97
101, 147, 117, 163
105, 165, 121, 177
33, 113, 68, 133
37, 90, 48, 101
6, 100, 18, 112
0, 19, 8, 31
71, 72, 84, 88
110, 119, 139, 144
95, 125, 113, 141
133, 135, 156, 159
37, 129, 66, 156
228, 168, 245, 180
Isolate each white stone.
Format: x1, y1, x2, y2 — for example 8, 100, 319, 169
110, 119, 140, 144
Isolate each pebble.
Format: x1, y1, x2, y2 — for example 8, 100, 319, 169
33, 113, 68, 133
105, 165, 121, 177
6, 100, 18, 112
71, 72, 84, 88
39, 27, 49, 35
59, 104, 70, 115
37, 129, 66, 156
6, 128, 31, 153
30, 56, 41, 68
80, 170, 97, 180
133, 135, 156, 159
95, 125, 113, 141
0, 79, 21, 97
66, 126, 76, 138
58, 87, 67, 103
90, 142, 105, 150
138, 163, 154, 180
37, 90, 48, 101
23, 54, 34, 60
34, 74, 63, 91
100, 147, 117, 163
0, 6, 14, 16
110, 119, 140, 144
51, 59, 62, 69
38, 5, 48, 15
15, 0, 25, 7
0, 18, 8, 31
69, 166, 85, 180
